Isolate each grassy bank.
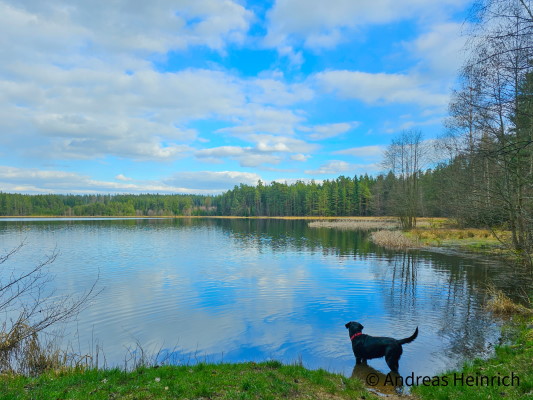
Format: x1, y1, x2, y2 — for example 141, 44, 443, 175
413, 315, 533, 400
0, 361, 375, 400
307, 217, 511, 255
406, 227, 504, 253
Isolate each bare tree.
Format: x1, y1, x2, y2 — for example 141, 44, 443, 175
383, 130, 429, 229
0, 243, 98, 374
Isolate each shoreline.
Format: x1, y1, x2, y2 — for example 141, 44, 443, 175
0, 215, 401, 220
1, 316, 531, 400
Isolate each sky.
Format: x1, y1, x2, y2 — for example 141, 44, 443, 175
0, 0, 473, 195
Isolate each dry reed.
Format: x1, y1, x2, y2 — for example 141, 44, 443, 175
370, 230, 418, 249
308, 219, 398, 230
485, 286, 533, 316
0, 325, 65, 376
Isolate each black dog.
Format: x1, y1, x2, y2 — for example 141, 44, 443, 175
345, 321, 418, 373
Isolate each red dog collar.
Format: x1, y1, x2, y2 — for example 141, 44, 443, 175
350, 332, 362, 341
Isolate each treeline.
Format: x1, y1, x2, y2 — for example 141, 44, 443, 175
215, 171, 449, 217
0, 169, 450, 218
0, 193, 211, 217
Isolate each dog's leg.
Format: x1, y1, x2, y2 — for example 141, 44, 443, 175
385, 355, 399, 373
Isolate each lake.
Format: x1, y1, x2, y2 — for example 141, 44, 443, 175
1, 218, 529, 378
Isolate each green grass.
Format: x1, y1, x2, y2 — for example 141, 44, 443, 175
0, 360, 376, 400
413, 316, 533, 400
398, 227, 522, 260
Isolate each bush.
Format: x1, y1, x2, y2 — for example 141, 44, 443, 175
0, 243, 97, 375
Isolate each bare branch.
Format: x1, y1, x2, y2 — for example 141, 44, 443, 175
0, 244, 100, 374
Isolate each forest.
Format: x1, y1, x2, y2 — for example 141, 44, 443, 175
0, 169, 449, 218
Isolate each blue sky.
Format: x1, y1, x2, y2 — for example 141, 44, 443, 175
0, 0, 472, 194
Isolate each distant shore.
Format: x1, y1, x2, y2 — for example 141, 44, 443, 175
0, 215, 397, 218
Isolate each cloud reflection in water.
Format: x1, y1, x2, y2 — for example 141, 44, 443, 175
0, 218, 524, 377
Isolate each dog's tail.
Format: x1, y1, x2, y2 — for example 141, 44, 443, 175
398, 327, 418, 345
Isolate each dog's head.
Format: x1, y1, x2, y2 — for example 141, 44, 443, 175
345, 321, 364, 336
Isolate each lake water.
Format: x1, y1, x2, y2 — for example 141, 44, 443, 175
1, 218, 530, 379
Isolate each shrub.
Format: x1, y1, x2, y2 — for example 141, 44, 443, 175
0, 244, 97, 375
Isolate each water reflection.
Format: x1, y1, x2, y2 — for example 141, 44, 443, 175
0, 218, 529, 378
351, 364, 403, 396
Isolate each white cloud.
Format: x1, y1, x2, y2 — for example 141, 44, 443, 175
248, 77, 313, 106
265, 0, 469, 49
0, 166, 253, 194
195, 146, 248, 158
0, 61, 322, 162
237, 154, 282, 168
0, 66, 250, 161
383, 117, 445, 134
334, 145, 384, 158
304, 160, 353, 175
217, 105, 305, 136
315, 70, 449, 107
406, 22, 468, 79
302, 122, 359, 140
194, 135, 318, 168
0, 166, 80, 182
195, 145, 281, 167
0, 1, 281, 164
290, 154, 310, 162
164, 171, 261, 190
0, 166, 138, 193
1, 0, 252, 57
304, 160, 381, 175
277, 46, 304, 68
248, 134, 318, 154
115, 174, 133, 181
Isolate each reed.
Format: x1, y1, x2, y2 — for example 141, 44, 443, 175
370, 230, 418, 249
0, 325, 66, 376
485, 286, 533, 316
308, 219, 398, 230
